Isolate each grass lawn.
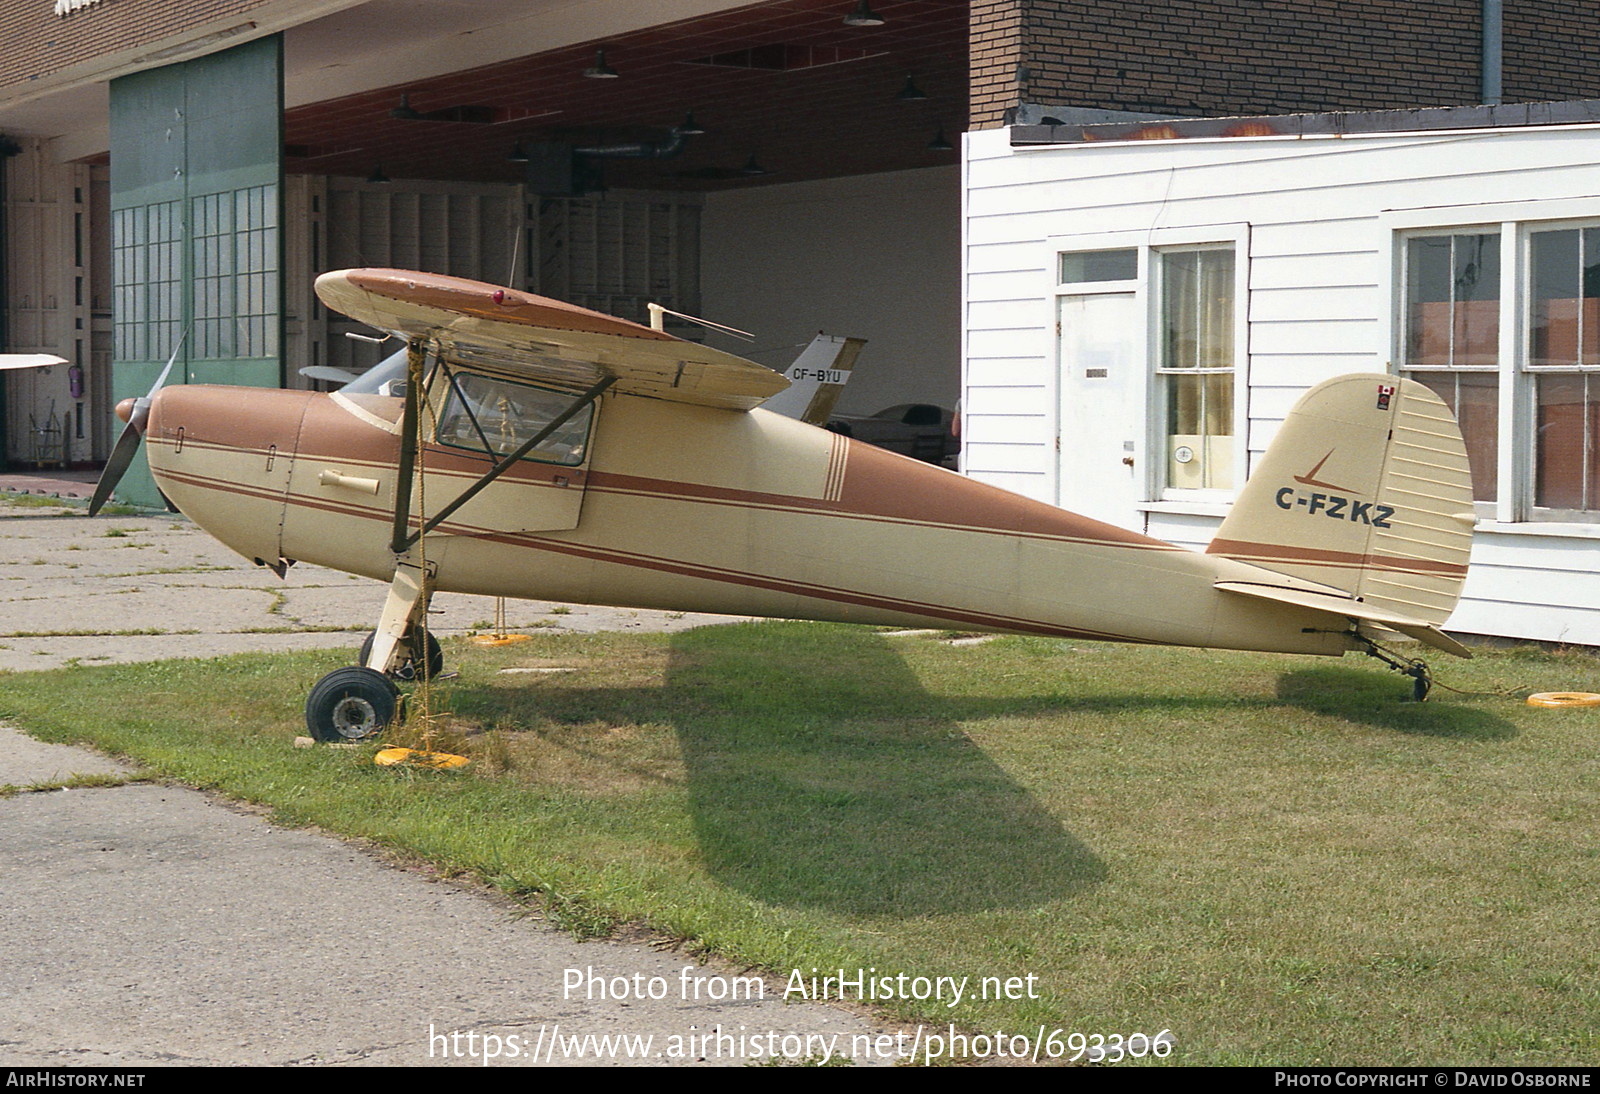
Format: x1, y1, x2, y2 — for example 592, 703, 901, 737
5, 622, 1598, 1065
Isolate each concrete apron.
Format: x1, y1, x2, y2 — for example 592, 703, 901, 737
0, 500, 885, 1067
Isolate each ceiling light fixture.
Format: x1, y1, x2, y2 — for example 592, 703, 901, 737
367, 164, 391, 184
390, 93, 421, 120
583, 48, 620, 78
740, 154, 769, 176
897, 74, 928, 101
843, 1, 884, 27
676, 110, 706, 136
507, 142, 530, 164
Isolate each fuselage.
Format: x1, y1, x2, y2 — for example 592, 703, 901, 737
145, 378, 1358, 656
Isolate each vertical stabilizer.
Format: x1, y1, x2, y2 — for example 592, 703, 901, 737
1207, 375, 1474, 628
760, 334, 865, 425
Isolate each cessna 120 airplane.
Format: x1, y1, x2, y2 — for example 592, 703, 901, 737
89, 269, 1474, 740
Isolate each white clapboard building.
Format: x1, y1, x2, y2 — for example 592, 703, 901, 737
961, 103, 1600, 646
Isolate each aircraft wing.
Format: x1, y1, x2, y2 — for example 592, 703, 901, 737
0, 354, 68, 371
315, 268, 788, 411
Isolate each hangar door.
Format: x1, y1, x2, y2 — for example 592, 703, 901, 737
109, 36, 282, 508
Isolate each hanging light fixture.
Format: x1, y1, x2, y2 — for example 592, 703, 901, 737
843, 1, 884, 27
583, 48, 620, 78
897, 74, 928, 101
739, 154, 770, 176
928, 127, 954, 152
676, 110, 706, 136
389, 93, 421, 120
367, 164, 391, 184
507, 141, 530, 163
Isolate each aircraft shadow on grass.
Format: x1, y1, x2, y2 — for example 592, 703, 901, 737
459, 626, 1516, 914
1275, 665, 1517, 740
480, 622, 1109, 916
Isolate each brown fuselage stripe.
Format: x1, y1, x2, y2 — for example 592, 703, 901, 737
1207, 538, 1469, 577
155, 464, 1142, 642
168, 433, 1178, 552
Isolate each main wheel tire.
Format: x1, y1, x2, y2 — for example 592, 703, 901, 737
306, 667, 401, 741
357, 629, 444, 681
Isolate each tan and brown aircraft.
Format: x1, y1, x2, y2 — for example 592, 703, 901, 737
91, 269, 1475, 740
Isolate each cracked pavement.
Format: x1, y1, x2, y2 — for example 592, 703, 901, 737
0, 500, 886, 1066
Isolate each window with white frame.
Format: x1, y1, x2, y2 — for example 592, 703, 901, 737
1156, 246, 1236, 492
1399, 231, 1500, 502
1398, 218, 1600, 521
1527, 226, 1600, 514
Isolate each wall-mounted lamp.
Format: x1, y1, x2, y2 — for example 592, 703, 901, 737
583, 48, 620, 78
928, 127, 954, 152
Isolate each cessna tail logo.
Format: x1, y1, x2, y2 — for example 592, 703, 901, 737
1292, 449, 1353, 493
1275, 487, 1394, 528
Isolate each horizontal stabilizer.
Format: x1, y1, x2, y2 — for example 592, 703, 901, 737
1215, 580, 1472, 658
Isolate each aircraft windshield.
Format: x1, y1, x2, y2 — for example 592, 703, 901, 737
333, 347, 410, 425
341, 347, 409, 397
436, 372, 592, 466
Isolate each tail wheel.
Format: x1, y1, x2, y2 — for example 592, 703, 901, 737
358, 629, 444, 681
306, 667, 401, 741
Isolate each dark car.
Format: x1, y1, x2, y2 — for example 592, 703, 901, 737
826, 403, 958, 466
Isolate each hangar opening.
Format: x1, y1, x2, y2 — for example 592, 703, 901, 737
1, 0, 966, 505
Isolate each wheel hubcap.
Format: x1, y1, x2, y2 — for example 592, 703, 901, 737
331, 695, 379, 738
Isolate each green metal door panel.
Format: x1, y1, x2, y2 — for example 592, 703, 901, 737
184, 39, 282, 184
108, 67, 185, 206
109, 35, 283, 509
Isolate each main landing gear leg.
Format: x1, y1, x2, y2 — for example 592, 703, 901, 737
364, 557, 438, 677
304, 558, 437, 741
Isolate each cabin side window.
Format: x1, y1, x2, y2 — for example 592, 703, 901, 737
436, 372, 593, 466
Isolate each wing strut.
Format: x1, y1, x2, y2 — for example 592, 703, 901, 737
389, 339, 428, 555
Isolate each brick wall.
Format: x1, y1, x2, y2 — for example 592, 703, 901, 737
1503, 1, 1600, 103
971, 1, 1600, 130
0, 0, 277, 92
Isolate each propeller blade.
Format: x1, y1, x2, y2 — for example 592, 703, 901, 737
88, 420, 144, 516
87, 335, 185, 517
